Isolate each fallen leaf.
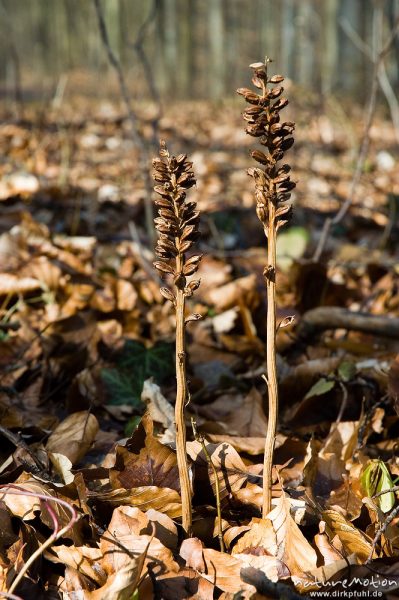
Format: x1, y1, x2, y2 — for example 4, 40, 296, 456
100, 505, 178, 575
232, 517, 277, 556
180, 537, 206, 571
110, 413, 181, 492
90, 487, 182, 518
268, 491, 318, 577
187, 440, 248, 500
50, 545, 105, 585
322, 509, 375, 562
46, 411, 99, 465
141, 378, 175, 431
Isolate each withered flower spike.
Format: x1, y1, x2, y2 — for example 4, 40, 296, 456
152, 140, 202, 537
238, 61, 296, 520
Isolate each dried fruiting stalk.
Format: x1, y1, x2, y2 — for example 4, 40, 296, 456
238, 59, 295, 517
153, 141, 202, 536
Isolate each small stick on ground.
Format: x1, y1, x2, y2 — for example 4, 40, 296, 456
191, 418, 225, 552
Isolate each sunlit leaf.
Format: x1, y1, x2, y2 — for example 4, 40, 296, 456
361, 460, 395, 514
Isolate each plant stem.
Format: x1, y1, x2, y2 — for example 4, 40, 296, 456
191, 418, 224, 552
263, 193, 278, 518
175, 286, 192, 536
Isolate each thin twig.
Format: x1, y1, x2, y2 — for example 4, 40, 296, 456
372, 485, 399, 498
191, 418, 225, 552
367, 502, 399, 563
313, 15, 399, 262
0, 485, 77, 594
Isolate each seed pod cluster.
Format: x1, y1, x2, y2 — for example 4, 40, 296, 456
237, 59, 295, 234
153, 141, 202, 303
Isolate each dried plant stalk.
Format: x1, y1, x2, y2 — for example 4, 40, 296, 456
238, 59, 295, 517
153, 141, 202, 535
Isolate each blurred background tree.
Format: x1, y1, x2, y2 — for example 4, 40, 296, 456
0, 0, 397, 106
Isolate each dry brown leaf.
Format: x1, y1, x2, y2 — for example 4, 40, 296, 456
201, 548, 256, 594
322, 509, 375, 562
0, 476, 82, 543
314, 521, 343, 565
63, 560, 144, 600
187, 440, 248, 500
91, 487, 182, 518
0, 273, 41, 295
180, 537, 206, 571
207, 434, 266, 455
321, 421, 359, 463
46, 411, 99, 466
203, 274, 258, 311
141, 379, 175, 435
50, 545, 105, 585
232, 517, 277, 556
234, 553, 289, 582
116, 279, 138, 311
110, 412, 181, 492
100, 506, 178, 576
146, 509, 178, 550
180, 542, 255, 595
268, 492, 318, 577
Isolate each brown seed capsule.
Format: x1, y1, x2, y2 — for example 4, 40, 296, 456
152, 141, 202, 304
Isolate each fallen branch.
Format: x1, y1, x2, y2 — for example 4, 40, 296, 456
297, 307, 399, 340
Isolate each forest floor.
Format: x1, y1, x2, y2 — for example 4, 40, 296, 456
1, 96, 399, 599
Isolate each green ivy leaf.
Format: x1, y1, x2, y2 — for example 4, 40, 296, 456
101, 368, 144, 407
305, 377, 335, 399
119, 340, 175, 383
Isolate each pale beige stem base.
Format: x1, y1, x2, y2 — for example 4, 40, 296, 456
263, 199, 278, 519
175, 289, 192, 536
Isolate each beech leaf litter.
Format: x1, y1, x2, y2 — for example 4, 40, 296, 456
0, 93, 399, 599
